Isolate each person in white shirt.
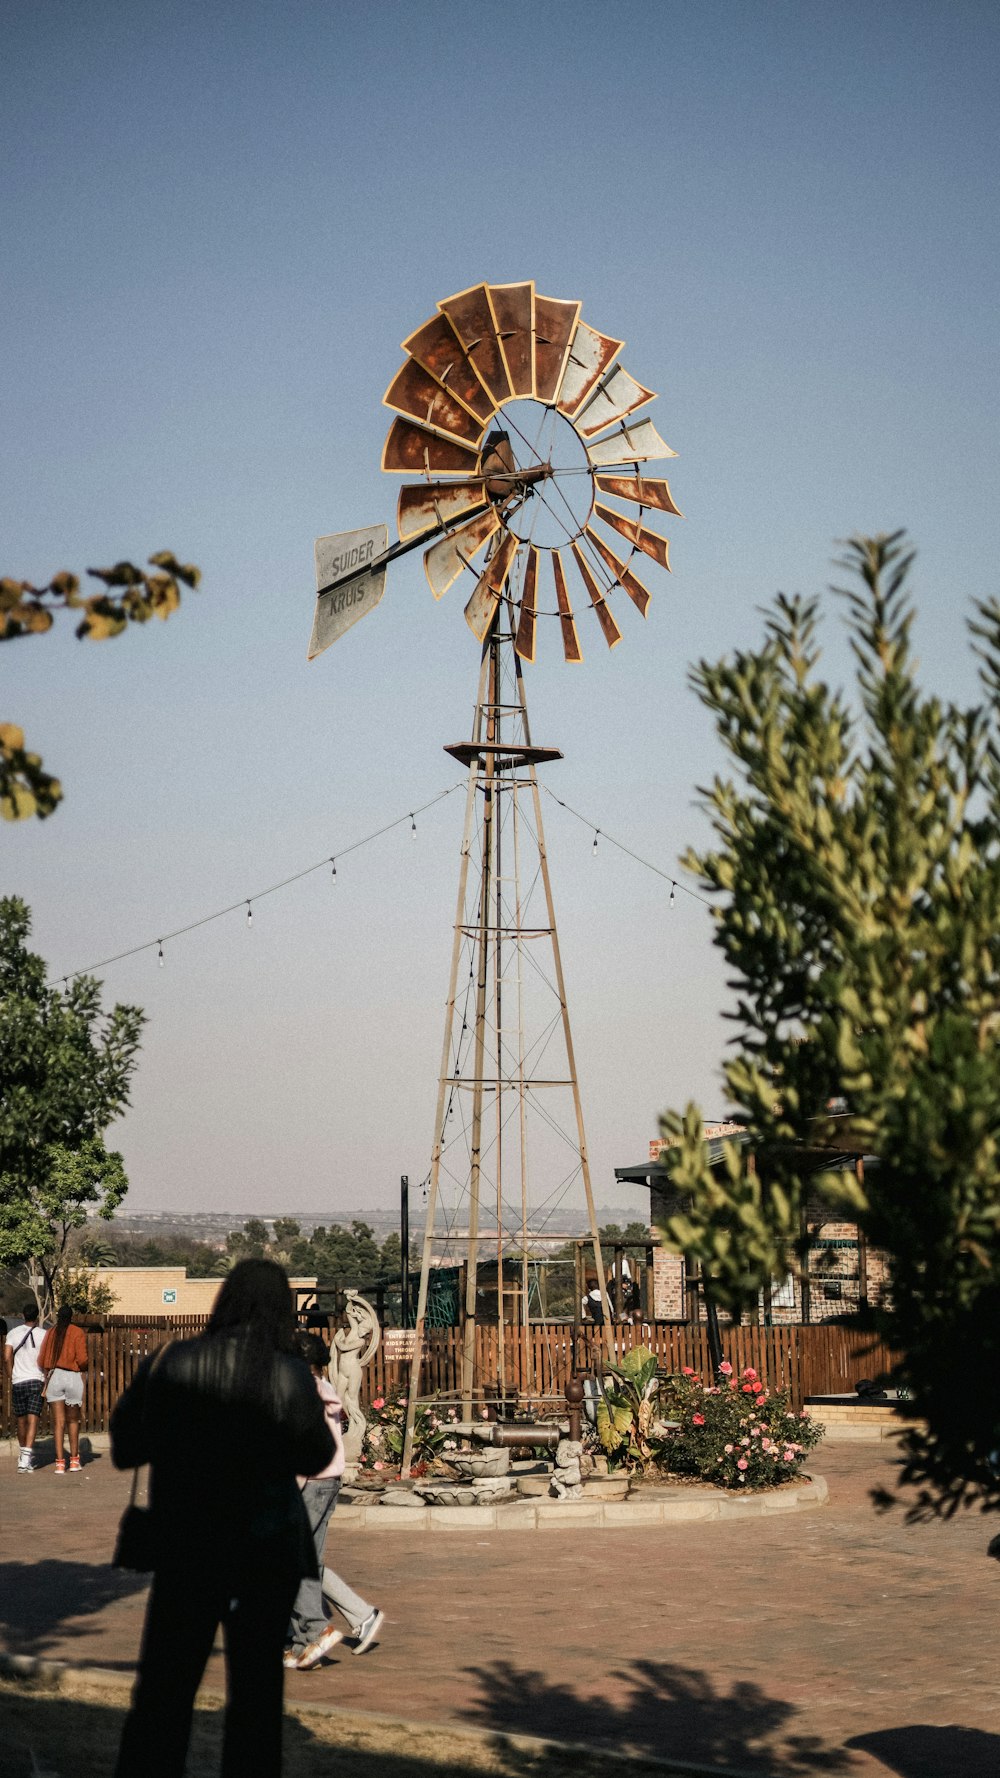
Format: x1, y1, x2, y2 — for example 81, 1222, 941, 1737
4, 1300, 47, 1472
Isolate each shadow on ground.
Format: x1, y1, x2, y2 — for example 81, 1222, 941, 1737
463, 1658, 850, 1774
0, 1563, 148, 1659
846, 1725, 1000, 1777
0, 1677, 760, 1778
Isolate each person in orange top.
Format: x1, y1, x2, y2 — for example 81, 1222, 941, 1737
39, 1304, 89, 1473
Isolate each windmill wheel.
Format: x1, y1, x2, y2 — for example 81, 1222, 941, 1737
382, 281, 682, 663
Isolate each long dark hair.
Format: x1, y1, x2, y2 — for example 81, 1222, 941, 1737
48, 1303, 74, 1369
207, 1259, 298, 1356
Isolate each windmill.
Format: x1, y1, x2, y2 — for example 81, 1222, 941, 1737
308, 282, 680, 1472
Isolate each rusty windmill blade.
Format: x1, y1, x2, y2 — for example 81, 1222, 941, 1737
570, 542, 623, 649
575, 364, 657, 438
551, 550, 583, 663
464, 532, 519, 642
594, 502, 671, 571
585, 416, 677, 468
402, 312, 495, 425
556, 321, 624, 416
533, 295, 581, 402
383, 359, 487, 447
584, 526, 653, 617
488, 281, 535, 397
439, 283, 513, 405
398, 480, 490, 542
513, 545, 540, 663
594, 473, 684, 517
383, 417, 481, 476
424, 507, 501, 600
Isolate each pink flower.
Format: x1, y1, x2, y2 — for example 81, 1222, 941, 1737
737, 1458, 748, 1470
692, 1413, 705, 1426
740, 1437, 750, 1447
761, 1438, 772, 1451
799, 1408, 809, 1418
728, 1379, 738, 1391
751, 1381, 763, 1394
743, 1368, 758, 1381
398, 1396, 408, 1405
718, 1360, 733, 1375
681, 1366, 696, 1376
373, 1460, 385, 1471
372, 1397, 385, 1410
724, 1443, 734, 1454
742, 1383, 754, 1393
783, 1451, 794, 1462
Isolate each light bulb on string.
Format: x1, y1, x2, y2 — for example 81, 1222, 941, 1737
330, 857, 337, 884
669, 882, 676, 906
157, 941, 164, 968
592, 830, 600, 857
246, 901, 253, 927
410, 813, 417, 839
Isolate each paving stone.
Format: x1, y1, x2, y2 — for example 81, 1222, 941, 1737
3, 1442, 998, 1776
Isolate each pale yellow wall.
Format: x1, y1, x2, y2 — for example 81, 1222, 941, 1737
85, 1267, 318, 1316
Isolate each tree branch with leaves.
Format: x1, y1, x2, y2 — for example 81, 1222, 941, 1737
1, 551, 200, 820
658, 533, 1000, 1517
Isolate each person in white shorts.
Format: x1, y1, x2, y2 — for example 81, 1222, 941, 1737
38, 1305, 89, 1472
4, 1301, 47, 1472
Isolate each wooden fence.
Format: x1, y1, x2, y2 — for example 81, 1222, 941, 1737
1, 1317, 896, 1439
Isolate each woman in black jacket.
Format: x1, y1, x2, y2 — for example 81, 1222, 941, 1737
112, 1259, 333, 1778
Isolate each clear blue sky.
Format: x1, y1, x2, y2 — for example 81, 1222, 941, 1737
4, 1, 998, 1218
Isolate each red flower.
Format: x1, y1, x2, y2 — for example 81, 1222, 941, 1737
692, 1413, 705, 1425
742, 1368, 758, 1381
728, 1379, 738, 1390
742, 1383, 754, 1393
751, 1381, 763, 1393
681, 1366, 696, 1376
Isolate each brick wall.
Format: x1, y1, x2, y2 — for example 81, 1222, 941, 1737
648, 1185, 888, 1325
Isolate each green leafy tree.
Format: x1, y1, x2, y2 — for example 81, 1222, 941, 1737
0, 897, 143, 1313
658, 533, 1000, 1517
1, 551, 200, 820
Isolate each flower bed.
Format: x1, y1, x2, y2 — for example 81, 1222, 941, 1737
360, 1387, 468, 1477
595, 1348, 823, 1489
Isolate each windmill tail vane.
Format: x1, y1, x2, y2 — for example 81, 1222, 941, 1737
308, 280, 681, 663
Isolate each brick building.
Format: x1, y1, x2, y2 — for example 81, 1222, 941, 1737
615, 1123, 889, 1325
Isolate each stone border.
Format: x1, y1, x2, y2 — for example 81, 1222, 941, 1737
335, 1473, 827, 1530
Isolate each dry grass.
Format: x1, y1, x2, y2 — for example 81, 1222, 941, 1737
0, 1671, 699, 1778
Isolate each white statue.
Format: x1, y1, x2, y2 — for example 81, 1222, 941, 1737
550, 1436, 584, 1499
329, 1290, 381, 1467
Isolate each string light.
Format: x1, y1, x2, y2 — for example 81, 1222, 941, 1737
592, 829, 600, 857
541, 785, 714, 911
52, 780, 710, 989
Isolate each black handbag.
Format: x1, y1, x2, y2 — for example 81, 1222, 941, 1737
112, 1472, 159, 1572
111, 1341, 171, 1572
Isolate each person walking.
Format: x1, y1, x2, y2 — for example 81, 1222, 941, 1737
38, 1304, 88, 1473
4, 1301, 47, 1472
111, 1258, 332, 1778
285, 1334, 384, 1670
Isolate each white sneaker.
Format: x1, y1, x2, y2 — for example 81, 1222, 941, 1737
296, 1627, 344, 1670
352, 1608, 384, 1655
17, 1450, 34, 1473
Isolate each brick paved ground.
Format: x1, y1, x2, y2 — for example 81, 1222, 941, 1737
2, 1437, 998, 1776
